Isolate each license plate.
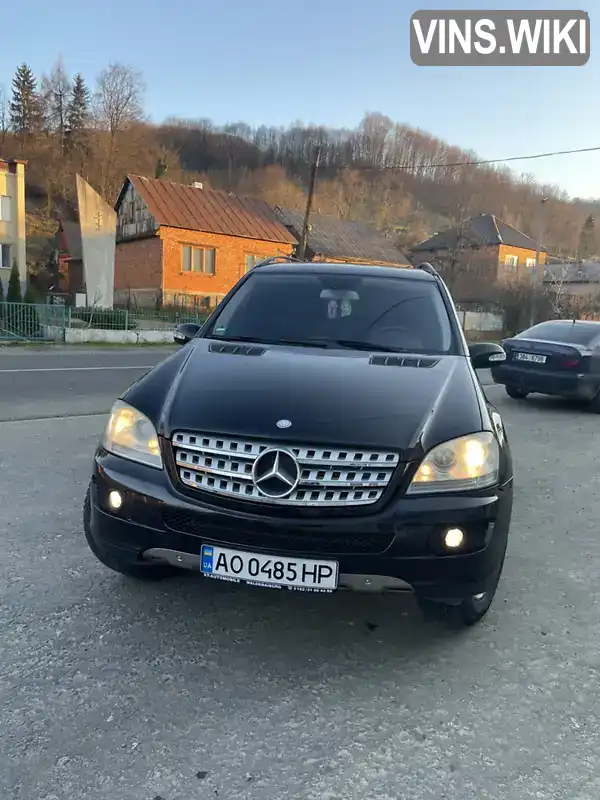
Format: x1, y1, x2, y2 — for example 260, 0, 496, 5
515, 352, 546, 363
200, 545, 339, 593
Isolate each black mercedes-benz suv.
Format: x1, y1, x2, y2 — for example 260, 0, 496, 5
85, 259, 513, 625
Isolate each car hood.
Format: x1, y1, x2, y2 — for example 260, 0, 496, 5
124, 340, 484, 459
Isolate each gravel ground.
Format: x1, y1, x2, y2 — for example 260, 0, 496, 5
1, 350, 599, 799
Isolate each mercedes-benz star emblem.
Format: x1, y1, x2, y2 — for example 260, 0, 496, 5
251, 448, 300, 499
276, 419, 292, 429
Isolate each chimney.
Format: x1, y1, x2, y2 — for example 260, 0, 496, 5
191, 181, 203, 190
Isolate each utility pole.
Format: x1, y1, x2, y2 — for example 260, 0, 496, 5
529, 197, 548, 328
298, 144, 321, 261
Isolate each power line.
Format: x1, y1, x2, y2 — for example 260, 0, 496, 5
296, 141, 600, 213
375, 144, 600, 172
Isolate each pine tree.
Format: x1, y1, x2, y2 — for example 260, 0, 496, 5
578, 215, 596, 261
23, 283, 37, 303
10, 63, 42, 142
66, 73, 89, 147
6, 260, 22, 303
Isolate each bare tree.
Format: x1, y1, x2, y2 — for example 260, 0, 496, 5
542, 262, 600, 320
94, 63, 145, 135
394, 215, 430, 252
41, 57, 71, 155
235, 165, 306, 210
577, 215, 596, 260
545, 264, 572, 318
491, 279, 539, 335
579, 289, 600, 320
0, 84, 8, 155
94, 63, 145, 198
359, 113, 393, 166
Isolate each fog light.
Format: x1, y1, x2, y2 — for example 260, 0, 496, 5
108, 490, 123, 510
444, 527, 464, 549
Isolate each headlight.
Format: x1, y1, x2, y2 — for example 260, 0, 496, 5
407, 432, 499, 494
102, 400, 163, 469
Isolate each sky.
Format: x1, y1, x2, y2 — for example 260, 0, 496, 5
2, 0, 598, 199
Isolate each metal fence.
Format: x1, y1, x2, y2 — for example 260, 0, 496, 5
0, 301, 505, 344
0, 302, 209, 341
69, 307, 209, 332
0, 303, 69, 341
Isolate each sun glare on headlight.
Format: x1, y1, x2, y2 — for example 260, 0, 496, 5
408, 432, 499, 494
464, 438, 487, 475
102, 401, 163, 469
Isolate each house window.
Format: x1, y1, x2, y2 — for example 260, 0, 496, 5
0, 243, 11, 268
525, 257, 536, 268
0, 196, 12, 222
245, 254, 276, 272
181, 245, 216, 275
504, 254, 519, 267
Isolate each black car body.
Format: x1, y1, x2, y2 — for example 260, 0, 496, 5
85, 260, 513, 625
491, 319, 600, 409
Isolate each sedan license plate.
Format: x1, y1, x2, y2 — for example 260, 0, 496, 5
515, 352, 547, 364
201, 545, 339, 593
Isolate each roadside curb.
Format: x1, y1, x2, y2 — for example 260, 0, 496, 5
0, 343, 179, 351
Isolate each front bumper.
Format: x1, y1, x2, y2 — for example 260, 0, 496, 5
88, 451, 513, 603
492, 364, 597, 399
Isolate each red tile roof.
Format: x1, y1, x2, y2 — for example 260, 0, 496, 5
122, 175, 297, 245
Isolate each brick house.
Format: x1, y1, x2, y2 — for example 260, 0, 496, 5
274, 207, 412, 267
410, 214, 548, 299
114, 176, 298, 308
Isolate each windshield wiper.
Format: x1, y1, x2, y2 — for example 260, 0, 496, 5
208, 335, 409, 353
330, 339, 409, 353
209, 335, 329, 348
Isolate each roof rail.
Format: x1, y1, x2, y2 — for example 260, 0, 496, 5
416, 261, 440, 278
253, 255, 304, 268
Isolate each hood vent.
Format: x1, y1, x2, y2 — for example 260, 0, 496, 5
369, 355, 439, 368
208, 342, 266, 356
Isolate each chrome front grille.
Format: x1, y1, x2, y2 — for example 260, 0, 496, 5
172, 432, 400, 507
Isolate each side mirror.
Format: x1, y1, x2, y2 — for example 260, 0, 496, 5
469, 341, 506, 370
174, 323, 201, 345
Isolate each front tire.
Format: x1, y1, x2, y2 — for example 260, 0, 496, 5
83, 487, 178, 581
505, 385, 528, 400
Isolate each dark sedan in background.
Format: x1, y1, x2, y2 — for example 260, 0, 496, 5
492, 319, 600, 411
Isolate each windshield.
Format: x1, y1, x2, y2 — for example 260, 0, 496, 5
519, 321, 600, 346
206, 272, 457, 355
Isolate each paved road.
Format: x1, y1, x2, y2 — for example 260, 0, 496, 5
1, 348, 600, 800
0, 347, 177, 421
